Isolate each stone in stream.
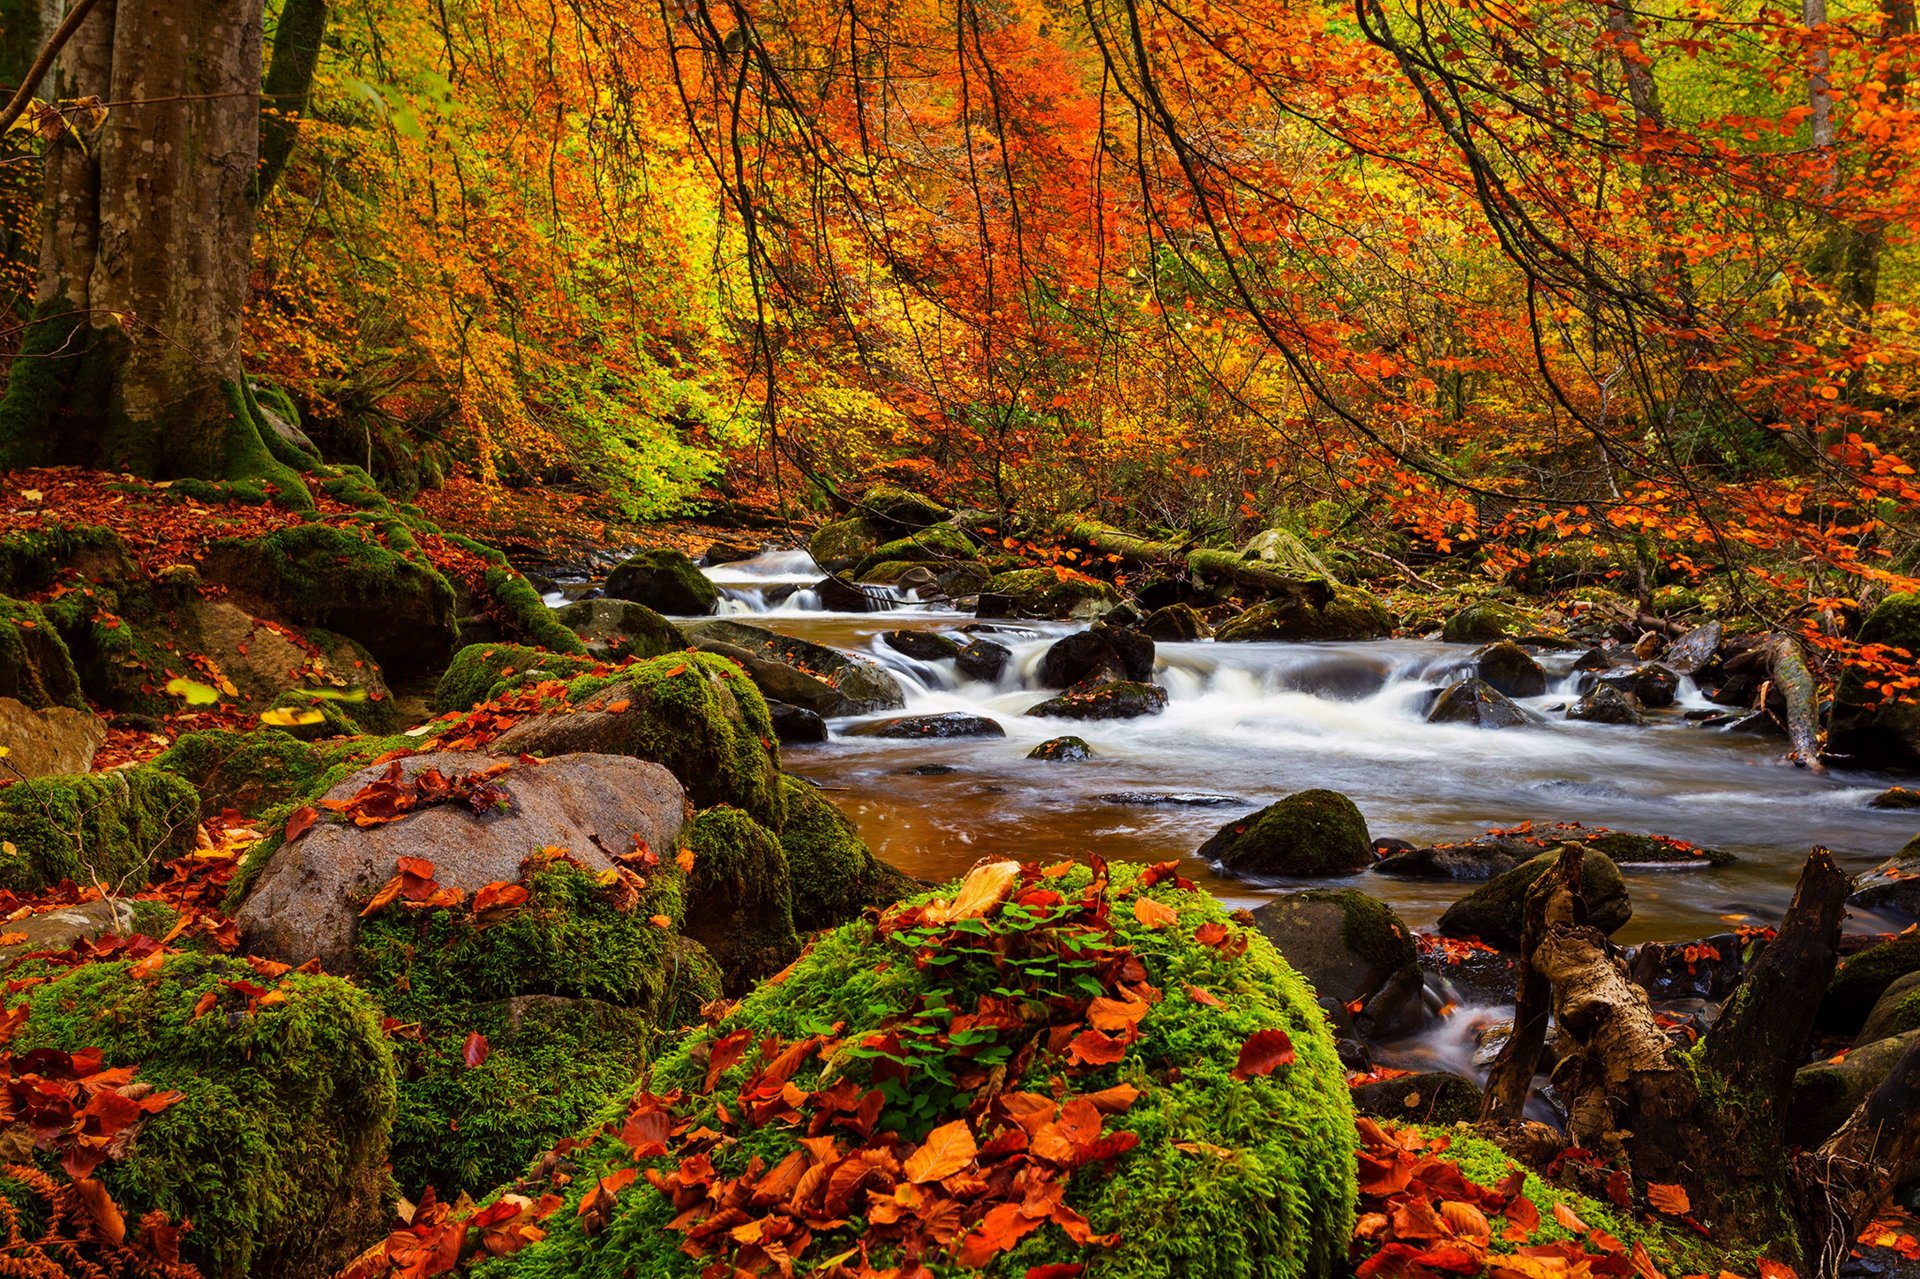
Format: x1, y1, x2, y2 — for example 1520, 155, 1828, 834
1627, 933, 1749, 1003
1588, 662, 1679, 709
977, 568, 1121, 620
1028, 735, 1092, 762
1251, 888, 1429, 1041
814, 576, 885, 612
1850, 835, 1920, 919
1440, 601, 1534, 644
556, 597, 683, 662
882, 630, 962, 662
1098, 791, 1246, 807
842, 712, 1006, 739
767, 700, 828, 744
1580, 829, 1733, 868
1660, 620, 1723, 676
1142, 602, 1213, 641
1819, 935, 1920, 1034
681, 618, 905, 717
1788, 1028, 1920, 1148
701, 539, 759, 565
1471, 641, 1547, 699
1213, 584, 1393, 642
1424, 678, 1532, 729
1371, 843, 1519, 882
1867, 786, 1920, 810
1198, 788, 1373, 879
604, 547, 721, 616
1570, 646, 1613, 673
955, 637, 1012, 683
1567, 684, 1645, 726
1436, 849, 1631, 949
1024, 679, 1168, 720
1350, 1072, 1484, 1126
1037, 624, 1155, 689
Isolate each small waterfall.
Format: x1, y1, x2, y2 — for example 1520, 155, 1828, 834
705, 549, 930, 615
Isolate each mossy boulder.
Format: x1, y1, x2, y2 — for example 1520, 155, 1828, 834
358, 852, 717, 1198
156, 727, 329, 817
491, 653, 786, 827
0, 596, 82, 709
682, 618, 905, 716
1029, 735, 1093, 761
6, 953, 396, 1279
860, 484, 952, 534
556, 597, 684, 663
1440, 601, 1532, 644
1850, 834, 1920, 918
1143, 602, 1212, 641
202, 522, 460, 673
1214, 585, 1392, 642
1240, 528, 1335, 580
1252, 888, 1426, 1039
682, 806, 801, 993
852, 522, 977, 578
0, 764, 199, 894
1026, 679, 1169, 720
1819, 934, 1920, 1034
35, 588, 180, 717
1828, 592, 1920, 771
1199, 789, 1373, 880
979, 568, 1122, 621
604, 548, 720, 616
776, 775, 915, 931
463, 861, 1357, 1279
807, 514, 883, 570
1436, 849, 1631, 949
1788, 1028, 1920, 1148
1857, 970, 1920, 1047
432, 642, 601, 713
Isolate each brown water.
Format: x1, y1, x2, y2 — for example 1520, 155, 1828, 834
662, 553, 1920, 946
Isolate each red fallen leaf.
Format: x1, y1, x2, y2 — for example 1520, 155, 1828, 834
464, 1031, 490, 1069
360, 875, 403, 917
1647, 1182, 1691, 1216
1025, 1266, 1086, 1279
1082, 1082, 1141, 1113
663, 663, 687, 677
1137, 860, 1195, 890
1087, 994, 1149, 1032
1606, 1170, 1632, 1208
1193, 920, 1230, 946
1232, 1028, 1295, 1080
1502, 1194, 1540, 1241
473, 881, 531, 914
70, 1177, 125, 1244
1552, 1200, 1589, 1234
1184, 983, 1224, 1007
605, 699, 631, 713
703, 1027, 753, 1093
956, 1200, 1046, 1267
1065, 1027, 1128, 1067
284, 805, 318, 845
905, 1118, 978, 1183
621, 1107, 671, 1159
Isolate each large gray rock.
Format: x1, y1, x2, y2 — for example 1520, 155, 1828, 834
236, 752, 687, 972
1471, 642, 1546, 699
1660, 621, 1723, 676
682, 619, 904, 716
0, 898, 141, 964
1436, 848, 1631, 949
1251, 889, 1426, 1039
557, 598, 683, 661
0, 697, 106, 778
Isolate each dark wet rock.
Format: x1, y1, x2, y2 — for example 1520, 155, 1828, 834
1869, 786, 1920, 810
1722, 710, 1786, 737
556, 597, 683, 662
814, 576, 887, 612
1372, 837, 1415, 856
1199, 789, 1373, 878
1436, 849, 1631, 949
1425, 678, 1532, 729
843, 712, 1006, 739
604, 548, 720, 616
1821, 935, 1920, 1034
1272, 653, 1393, 701
701, 540, 759, 566
1028, 736, 1092, 762
1214, 584, 1392, 642
1472, 641, 1546, 699
1037, 625, 1154, 689
1789, 1028, 1920, 1148
882, 630, 962, 662
1372, 843, 1519, 882
1142, 603, 1212, 642
955, 638, 1012, 683
1252, 888, 1426, 1040
1590, 662, 1679, 709
1441, 602, 1532, 644
1568, 685, 1645, 726
767, 700, 827, 744
1570, 646, 1613, 673
1628, 933, 1751, 1002
978, 569, 1121, 620
1350, 1072, 1484, 1126
1828, 592, 1920, 771
1581, 829, 1733, 868
1851, 838, 1920, 919
901, 763, 960, 775
683, 619, 905, 716
1097, 791, 1246, 807
1024, 679, 1168, 721
1660, 621, 1723, 676
1420, 945, 1522, 1007
1857, 970, 1920, 1048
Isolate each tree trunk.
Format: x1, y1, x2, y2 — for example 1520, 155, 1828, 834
0, 0, 308, 500
254, 0, 328, 206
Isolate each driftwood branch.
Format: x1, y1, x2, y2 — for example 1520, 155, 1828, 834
1480, 844, 1584, 1123
1760, 633, 1826, 770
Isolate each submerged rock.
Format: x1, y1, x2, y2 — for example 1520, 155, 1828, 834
1868, 786, 1920, 810
1098, 791, 1246, 807
1252, 888, 1427, 1040
1371, 843, 1518, 882
1025, 678, 1169, 720
767, 700, 828, 744
605, 547, 721, 616
1436, 849, 1631, 949
1660, 620, 1723, 675
1627, 933, 1750, 1002
1425, 678, 1532, 729
1568, 684, 1645, 726
1472, 641, 1546, 698
842, 712, 1006, 739
1200, 788, 1373, 879
881, 629, 962, 662
1028, 735, 1092, 761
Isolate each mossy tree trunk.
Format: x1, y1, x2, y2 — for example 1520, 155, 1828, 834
0, 0, 309, 502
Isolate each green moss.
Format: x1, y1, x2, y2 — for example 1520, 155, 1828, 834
1441, 602, 1531, 643
1030, 735, 1094, 761
7, 953, 395, 1279
861, 485, 951, 531
685, 806, 801, 991
0, 524, 128, 597
358, 855, 709, 1197
1300, 887, 1414, 971
1199, 789, 1374, 878
807, 514, 883, 567
776, 775, 912, 930
434, 642, 601, 713
156, 727, 327, 817
1822, 935, 1920, 1032
1214, 585, 1393, 642
852, 522, 976, 577
470, 862, 1357, 1279
430, 526, 587, 655
604, 548, 720, 615
984, 568, 1123, 620
0, 595, 83, 709
36, 587, 181, 717
0, 765, 198, 893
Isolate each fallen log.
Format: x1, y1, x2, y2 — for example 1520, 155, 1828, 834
1053, 519, 1334, 608
1760, 633, 1826, 771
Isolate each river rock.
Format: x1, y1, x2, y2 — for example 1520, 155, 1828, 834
1037, 624, 1154, 689
1426, 678, 1532, 729
1024, 679, 1168, 720
882, 630, 961, 662
1142, 603, 1212, 641
812, 575, 885, 612
1350, 1072, 1483, 1126
0, 898, 140, 965
1472, 641, 1547, 698
1627, 933, 1749, 1002
1868, 786, 1920, 810
0, 696, 106, 778
1660, 621, 1723, 675
235, 752, 688, 972
1857, 971, 1920, 1048
682, 619, 905, 716
1820, 935, 1920, 1034
768, 701, 827, 744
1789, 1028, 1920, 1148
1441, 602, 1533, 644
556, 597, 683, 661
1568, 685, 1644, 726
604, 548, 720, 615
1251, 888, 1427, 1040
1590, 662, 1679, 709
1581, 829, 1733, 868
1214, 585, 1392, 642
843, 712, 1006, 739
1436, 848, 1632, 949
977, 569, 1121, 620
1098, 791, 1245, 807
808, 516, 882, 570
955, 637, 1012, 683
1029, 736, 1092, 762
1371, 842, 1518, 882
1570, 646, 1613, 673
1199, 789, 1373, 878
1849, 836, 1920, 920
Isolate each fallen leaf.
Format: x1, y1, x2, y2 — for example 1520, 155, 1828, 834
1132, 897, 1179, 930
905, 1119, 978, 1183
1232, 1028, 1295, 1080
71, 1178, 124, 1244
464, 1031, 490, 1069
1647, 1182, 1691, 1217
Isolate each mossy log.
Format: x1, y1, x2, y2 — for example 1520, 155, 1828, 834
1055, 519, 1332, 606
1759, 634, 1824, 771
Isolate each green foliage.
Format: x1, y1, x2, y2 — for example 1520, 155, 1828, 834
156, 727, 329, 817
0, 765, 199, 894
8, 953, 396, 1279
